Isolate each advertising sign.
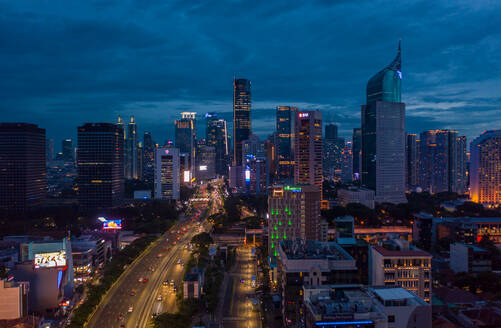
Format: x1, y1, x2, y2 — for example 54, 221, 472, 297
103, 219, 122, 230
34, 250, 67, 269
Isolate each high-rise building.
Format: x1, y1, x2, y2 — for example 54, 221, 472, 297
175, 112, 196, 176
276, 106, 298, 183
77, 123, 124, 209
341, 141, 353, 182
294, 111, 323, 194
233, 78, 251, 167
406, 133, 418, 190
46, 138, 54, 162
418, 130, 466, 194
352, 128, 362, 180
456, 136, 468, 194
0, 123, 46, 211
142, 132, 155, 184
470, 130, 501, 205
324, 123, 338, 140
154, 147, 180, 200
137, 141, 143, 180
125, 116, 138, 179
361, 41, 406, 204
323, 137, 345, 180
268, 185, 323, 258
196, 145, 216, 181
206, 113, 229, 175
241, 134, 268, 194
62, 139, 74, 162
116, 115, 126, 177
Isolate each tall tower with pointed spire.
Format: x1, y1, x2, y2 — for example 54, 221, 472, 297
362, 41, 407, 204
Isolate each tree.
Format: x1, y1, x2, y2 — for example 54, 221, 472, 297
191, 232, 213, 250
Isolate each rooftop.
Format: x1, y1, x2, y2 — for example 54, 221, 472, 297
372, 245, 431, 258
280, 239, 353, 261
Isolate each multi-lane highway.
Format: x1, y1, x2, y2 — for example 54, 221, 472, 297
86, 197, 211, 328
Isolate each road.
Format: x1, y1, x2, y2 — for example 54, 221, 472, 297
86, 213, 202, 328
86, 182, 220, 328
221, 247, 261, 328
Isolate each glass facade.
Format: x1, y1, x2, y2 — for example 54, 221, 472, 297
233, 78, 251, 167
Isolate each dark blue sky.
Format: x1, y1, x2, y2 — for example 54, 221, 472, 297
1, 0, 500, 150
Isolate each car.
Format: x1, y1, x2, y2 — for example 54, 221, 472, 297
177, 259, 182, 264
181, 263, 185, 268
143, 278, 148, 283
130, 290, 136, 296
128, 306, 133, 313
138, 277, 144, 282
163, 281, 169, 286
173, 286, 177, 292
170, 279, 175, 285
157, 295, 162, 301
157, 253, 163, 257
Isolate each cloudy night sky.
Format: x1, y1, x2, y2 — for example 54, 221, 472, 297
1, 0, 500, 149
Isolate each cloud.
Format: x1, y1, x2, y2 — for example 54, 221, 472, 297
0, 0, 500, 147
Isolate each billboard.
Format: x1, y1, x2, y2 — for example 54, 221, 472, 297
103, 219, 122, 230
34, 250, 67, 269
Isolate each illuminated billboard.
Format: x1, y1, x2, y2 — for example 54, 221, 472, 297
183, 170, 190, 183
103, 219, 122, 230
199, 165, 207, 171
34, 250, 67, 269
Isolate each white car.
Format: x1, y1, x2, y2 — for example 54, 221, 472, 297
127, 306, 133, 313
157, 295, 162, 301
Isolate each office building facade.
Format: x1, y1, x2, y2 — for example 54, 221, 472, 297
77, 123, 124, 209
470, 130, 501, 205
154, 147, 180, 200
268, 185, 323, 258
418, 130, 467, 194
206, 113, 229, 175
276, 106, 298, 183
142, 132, 155, 184
0, 123, 46, 211
233, 78, 251, 167
352, 128, 362, 180
125, 116, 138, 179
294, 111, 323, 192
406, 133, 418, 190
361, 42, 406, 204
175, 112, 196, 176
62, 138, 74, 162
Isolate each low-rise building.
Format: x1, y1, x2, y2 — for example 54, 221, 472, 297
278, 239, 358, 327
303, 285, 431, 328
0, 279, 29, 320
183, 268, 204, 299
337, 187, 375, 209
450, 243, 491, 273
370, 241, 432, 303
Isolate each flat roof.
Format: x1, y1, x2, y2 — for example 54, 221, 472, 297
373, 245, 431, 258
373, 288, 414, 300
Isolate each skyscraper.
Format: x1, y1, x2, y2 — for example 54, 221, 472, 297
233, 78, 251, 167
142, 132, 155, 184
406, 133, 418, 190
175, 112, 196, 175
418, 130, 466, 194
125, 116, 138, 179
46, 138, 54, 162
294, 111, 323, 193
352, 128, 362, 180
62, 138, 74, 162
470, 130, 501, 205
154, 147, 180, 200
77, 123, 124, 209
323, 123, 345, 180
206, 113, 229, 175
196, 145, 216, 181
0, 123, 46, 211
361, 41, 406, 204
276, 106, 297, 183
325, 123, 338, 140
242, 134, 268, 194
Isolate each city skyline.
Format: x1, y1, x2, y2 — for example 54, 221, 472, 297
1, 1, 500, 144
